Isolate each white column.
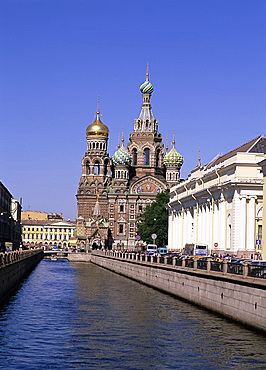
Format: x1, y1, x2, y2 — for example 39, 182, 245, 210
52, 228, 55, 241
198, 205, 202, 243
220, 193, 226, 250
239, 196, 247, 250
247, 196, 256, 251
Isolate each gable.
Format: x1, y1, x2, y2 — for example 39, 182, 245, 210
130, 175, 167, 195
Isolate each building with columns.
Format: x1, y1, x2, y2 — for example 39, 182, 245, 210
259, 137, 266, 259
21, 219, 75, 249
167, 135, 265, 258
76, 65, 183, 250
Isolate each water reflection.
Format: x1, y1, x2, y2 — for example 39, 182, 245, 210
0, 259, 265, 369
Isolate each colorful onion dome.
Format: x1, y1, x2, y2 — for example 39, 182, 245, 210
140, 80, 154, 94
112, 140, 132, 166
163, 142, 183, 168
139, 62, 154, 95
86, 110, 109, 138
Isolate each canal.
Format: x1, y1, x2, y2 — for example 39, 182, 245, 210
0, 259, 266, 369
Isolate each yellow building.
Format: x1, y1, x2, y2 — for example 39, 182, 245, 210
22, 219, 76, 249
22, 211, 63, 220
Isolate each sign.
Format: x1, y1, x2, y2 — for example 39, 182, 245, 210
152, 233, 157, 240
136, 235, 141, 241
214, 243, 218, 247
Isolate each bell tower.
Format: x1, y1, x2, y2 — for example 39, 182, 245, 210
76, 98, 112, 220
128, 63, 165, 179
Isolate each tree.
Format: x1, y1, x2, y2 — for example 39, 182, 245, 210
137, 190, 169, 246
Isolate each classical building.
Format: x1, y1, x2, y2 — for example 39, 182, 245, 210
21, 219, 76, 249
167, 135, 265, 258
258, 138, 266, 259
0, 181, 22, 251
76, 66, 183, 250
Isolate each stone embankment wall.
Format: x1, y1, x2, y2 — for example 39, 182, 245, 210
67, 253, 91, 262
0, 249, 43, 303
91, 251, 266, 333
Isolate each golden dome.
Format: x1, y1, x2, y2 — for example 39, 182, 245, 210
86, 111, 109, 138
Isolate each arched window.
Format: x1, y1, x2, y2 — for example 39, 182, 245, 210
104, 160, 108, 176
87, 164, 90, 174
156, 149, 160, 167
133, 148, 137, 165
144, 148, 150, 165
94, 161, 100, 175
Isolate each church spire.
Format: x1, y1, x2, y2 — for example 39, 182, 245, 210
172, 130, 175, 148
134, 64, 158, 133
146, 62, 149, 81
197, 148, 201, 167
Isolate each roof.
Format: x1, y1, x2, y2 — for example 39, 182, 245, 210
21, 219, 75, 226
205, 135, 265, 169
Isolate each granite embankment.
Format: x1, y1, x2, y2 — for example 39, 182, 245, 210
0, 249, 43, 303
90, 251, 266, 333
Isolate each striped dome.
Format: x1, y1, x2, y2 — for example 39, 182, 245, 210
112, 143, 131, 166
140, 80, 154, 94
163, 147, 183, 168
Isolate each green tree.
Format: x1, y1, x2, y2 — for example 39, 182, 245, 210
137, 190, 169, 246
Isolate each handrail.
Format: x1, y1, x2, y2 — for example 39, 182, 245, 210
92, 251, 266, 282
0, 249, 43, 268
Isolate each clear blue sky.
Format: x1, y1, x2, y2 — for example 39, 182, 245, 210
1, 0, 266, 220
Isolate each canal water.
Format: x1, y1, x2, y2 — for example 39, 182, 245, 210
0, 259, 266, 369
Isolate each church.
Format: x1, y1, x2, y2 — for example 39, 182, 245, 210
76, 65, 183, 250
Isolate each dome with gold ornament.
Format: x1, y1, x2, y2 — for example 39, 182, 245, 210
140, 62, 154, 95
86, 98, 109, 138
112, 137, 131, 166
163, 132, 183, 168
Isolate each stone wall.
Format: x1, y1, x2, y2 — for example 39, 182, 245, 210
67, 253, 92, 262
0, 249, 43, 303
91, 252, 266, 333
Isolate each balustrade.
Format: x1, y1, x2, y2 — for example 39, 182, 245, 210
96, 251, 266, 280
0, 249, 43, 268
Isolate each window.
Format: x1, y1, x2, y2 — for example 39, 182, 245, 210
258, 225, 262, 240
104, 160, 108, 175
94, 161, 100, 174
144, 148, 150, 165
119, 224, 123, 233
120, 205, 124, 213
133, 148, 137, 165
156, 149, 160, 167
139, 205, 143, 212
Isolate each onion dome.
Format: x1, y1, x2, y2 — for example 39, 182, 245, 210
86, 110, 109, 138
163, 138, 183, 168
86, 98, 109, 138
112, 139, 132, 166
140, 62, 154, 95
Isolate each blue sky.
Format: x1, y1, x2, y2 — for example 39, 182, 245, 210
1, 0, 266, 220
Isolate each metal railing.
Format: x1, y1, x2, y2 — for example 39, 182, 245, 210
94, 251, 266, 280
